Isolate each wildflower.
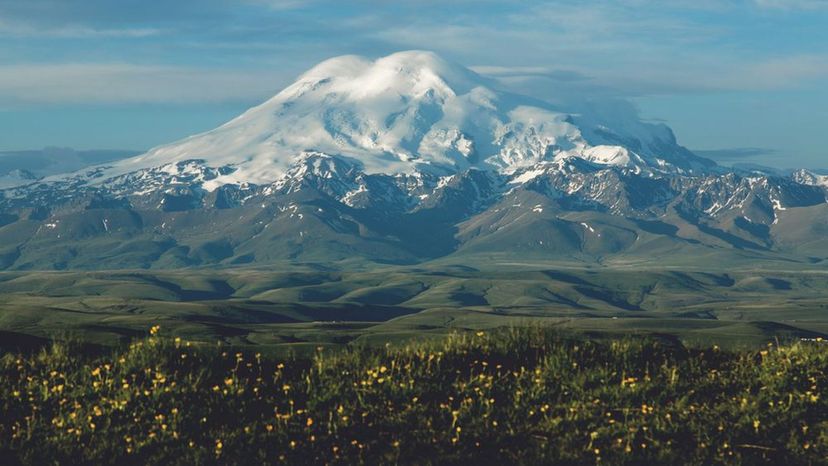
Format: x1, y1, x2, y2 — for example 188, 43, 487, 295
149, 325, 160, 336
306, 417, 314, 427
753, 419, 760, 432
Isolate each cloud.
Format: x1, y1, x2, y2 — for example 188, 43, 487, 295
0, 18, 160, 38
4, 52, 825, 108
1, 0, 827, 106
0, 64, 292, 104
737, 55, 828, 87
754, 0, 828, 9
245, 0, 317, 10
0, 0, 227, 24
692, 148, 777, 160
471, 52, 828, 105
470, 66, 592, 82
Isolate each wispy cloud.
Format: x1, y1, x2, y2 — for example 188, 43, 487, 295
471, 66, 592, 82
245, 0, 317, 10
734, 54, 828, 88
754, 0, 828, 10
472, 51, 828, 106
0, 64, 291, 104
0, 19, 160, 38
692, 147, 777, 160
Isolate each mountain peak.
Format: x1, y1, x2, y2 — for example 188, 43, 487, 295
299, 51, 460, 80
84, 50, 710, 189
282, 50, 483, 102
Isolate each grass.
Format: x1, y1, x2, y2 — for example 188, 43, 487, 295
2, 267, 828, 350
0, 327, 826, 465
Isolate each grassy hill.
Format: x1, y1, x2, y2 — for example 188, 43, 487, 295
1, 265, 827, 351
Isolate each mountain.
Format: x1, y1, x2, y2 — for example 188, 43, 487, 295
0, 51, 826, 270
88, 51, 711, 188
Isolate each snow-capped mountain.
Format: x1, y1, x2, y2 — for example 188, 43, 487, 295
0, 51, 826, 270
77, 51, 711, 190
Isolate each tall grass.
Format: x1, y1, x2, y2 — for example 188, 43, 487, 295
1, 327, 826, 465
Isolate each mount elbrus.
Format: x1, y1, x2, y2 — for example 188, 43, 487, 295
1, 51, 827, 270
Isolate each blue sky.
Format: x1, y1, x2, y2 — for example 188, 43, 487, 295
1, 0, 826, 168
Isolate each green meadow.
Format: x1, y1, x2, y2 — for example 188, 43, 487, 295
0, 264, 827, 352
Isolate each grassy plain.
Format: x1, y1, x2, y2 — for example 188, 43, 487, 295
0, 263, 827, 351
